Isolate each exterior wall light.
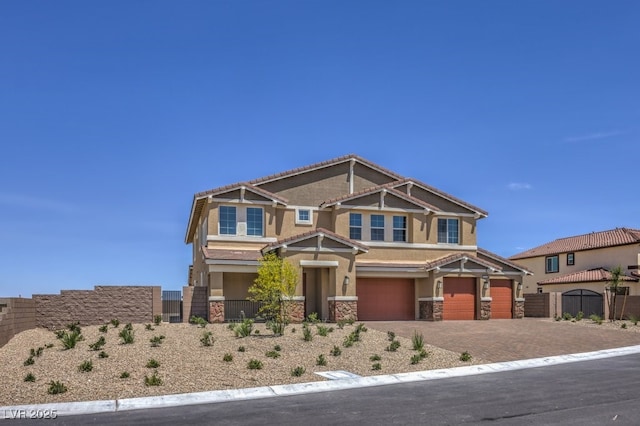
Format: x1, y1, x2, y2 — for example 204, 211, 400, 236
436, 280, 442, 290
482, 274, 490, 290
343, 276, 350, 286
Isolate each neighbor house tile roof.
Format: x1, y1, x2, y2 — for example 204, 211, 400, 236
477, 248, 532, 274
538, 268, 639, 285
262, 227, 369, 253
510, 228, 640, 260
202, 247, 262, 262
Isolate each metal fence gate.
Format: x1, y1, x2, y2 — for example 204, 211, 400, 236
562, 289, 603, 317
162, 290, 182, 323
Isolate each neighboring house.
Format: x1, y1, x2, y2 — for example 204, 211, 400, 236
510, 228, 640, 317
185, 154, 531, 322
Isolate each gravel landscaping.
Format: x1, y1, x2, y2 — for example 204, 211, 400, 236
1, 321, 482, 406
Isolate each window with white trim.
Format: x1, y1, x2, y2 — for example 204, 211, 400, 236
545, 255, 559, 273
370, 214, 385, 241
349, 213, 362, 240
437, 218, 459, 244
393, 215, 407, 242
295, 208, 312, 225
218, 205, 263, 237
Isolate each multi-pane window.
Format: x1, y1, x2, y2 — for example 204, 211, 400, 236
219, 206, 237, 235
393, 215, 407, 242
567, 253, 575, 266
246, 207, 263, 236
349, 213, 362, 240
545, 255, 559, 273
298, 209, 310, 223
371, 214, 385, 241
437, 218, 459, 244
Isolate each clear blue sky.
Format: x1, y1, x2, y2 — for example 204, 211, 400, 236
1, 1, 638, 297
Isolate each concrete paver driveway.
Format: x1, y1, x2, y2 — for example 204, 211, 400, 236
366, 318, 640, 362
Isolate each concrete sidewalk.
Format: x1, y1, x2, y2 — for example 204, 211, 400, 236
367, 318, 640, 362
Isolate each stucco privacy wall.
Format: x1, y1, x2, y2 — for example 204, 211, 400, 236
182, 285, 208, 322
33, 286, 162, 330
523, 293, 562, 318
0, 298, 36, 348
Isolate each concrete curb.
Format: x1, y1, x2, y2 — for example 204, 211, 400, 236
3, 344, 640, 418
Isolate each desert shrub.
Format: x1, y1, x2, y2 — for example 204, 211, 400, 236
223, 353, 233, 362
562, 312, 573, 321
316, 354, 328, 366
144, 371, 162, 386
343, 336, 354, 348
110, 319, 120, 328
419, 349, 429, 359
119, 327, 135, 344
60, 330, 83, 350
291, 366, 305, 377
238, 346, 246, 352
589, 314, 603, 325
274, 344, 282, 352
99, 351, 109, 359
302, 324, 313, 342
316, 325, 329, 337
306, 312, 320, 324
621, 323, 627, 329
99, 324, 109, 333
460, 351, 472, 362
150, 335, 166, 347
387, 331, 396, 341
47, 380, 67, 395
336, 319, 347, 329
190, 315, 208, 328
247, 359, 263, 370
412, 331, 425, 351
628, 315, 640, 326
78, 360, 93, 372
234, 319, 254, 338
372, 363, 382, 371
67, 322, 82, 334
369, 354, 381, 361
154, 315, 162, 326
89, 336, 106, 351
575, 311, 584, 321
355, 323, 367, 333
201, 331, 214, 347
555, 316, 562, 322
146, 358, 160, 368
145, 324, 154, 331
120, 371, 130, 379
330, 345, 342, 356
30, 347, 44, 358
45, 343, 54, 349
386, 340, 401, 352
24, 373, 36, 382
23, 356, 35, 366
266, 350, 280, 359
54, 329, 66, 339
410, 354, 422, 365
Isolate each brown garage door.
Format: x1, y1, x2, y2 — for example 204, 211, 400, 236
491, 279, 513, 319
357, 278, 415, 320
443, 277, 476, 320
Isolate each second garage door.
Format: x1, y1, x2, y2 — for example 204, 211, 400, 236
443, 277, 476, 320
491, 279, 513, 319
357, 278, 415, 320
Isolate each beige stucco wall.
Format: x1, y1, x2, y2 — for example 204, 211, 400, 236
222, 273, 257, 299
517, 244, 640, 293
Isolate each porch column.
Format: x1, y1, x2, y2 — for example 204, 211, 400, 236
419, 297, 443, 321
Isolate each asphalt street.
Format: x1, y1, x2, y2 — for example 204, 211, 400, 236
28, 353, 640, 426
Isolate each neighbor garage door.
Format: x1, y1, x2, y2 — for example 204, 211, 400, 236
443, 277, 476, 320
491, 279, 513, 319
357, 278, 415, 320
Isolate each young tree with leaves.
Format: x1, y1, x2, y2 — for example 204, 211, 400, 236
248, 252, 299, 335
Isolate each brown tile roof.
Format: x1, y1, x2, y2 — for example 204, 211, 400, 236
477, 248, 532, 274
424, 252, 503, 272
319, 183, 440, 211
250, 154, 404, 186
538, 268, 639, 285
510, 228, 640, 260
392, 178, 489, 217
202, 247, 262, 262
263, 227, 369, 253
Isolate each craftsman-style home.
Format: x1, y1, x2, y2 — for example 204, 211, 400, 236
185, 154, 531, 322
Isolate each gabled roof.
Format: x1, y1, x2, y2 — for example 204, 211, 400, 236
185, 183, 288, 243
510, 228, 640, 260
391, 178, 489, 218
319, 183, 440, 211
262, 228, 369, 255
202, 247, 262, 262
250, 154, 403, 186
425, 252, 503, 273
477, 248, 532, 275
538, 268, 639, 285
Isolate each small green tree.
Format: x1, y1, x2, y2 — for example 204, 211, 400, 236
607, 265, 624, 321
248, 253, 298, 335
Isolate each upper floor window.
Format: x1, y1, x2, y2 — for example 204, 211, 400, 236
567, 253, 575, 266
295, 208, 312, 225
219, 206, 237, 235
219, 205, 263, 237
349, 213, 362, 240
437, 218, 459, 244
371, 214, 385, 241
546, 255, 559, 273
393, 215, 407, 242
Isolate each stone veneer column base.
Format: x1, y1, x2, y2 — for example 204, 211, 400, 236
514, 299, 525, 319
419, 298, 443, 321
209, 299, 225, 323
480, 299, 491, 320
328, 300, 358, 322
287, 300, 305, 323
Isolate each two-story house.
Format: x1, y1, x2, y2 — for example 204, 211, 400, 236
185, 154, 531, 322
510, 228, 640, 317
